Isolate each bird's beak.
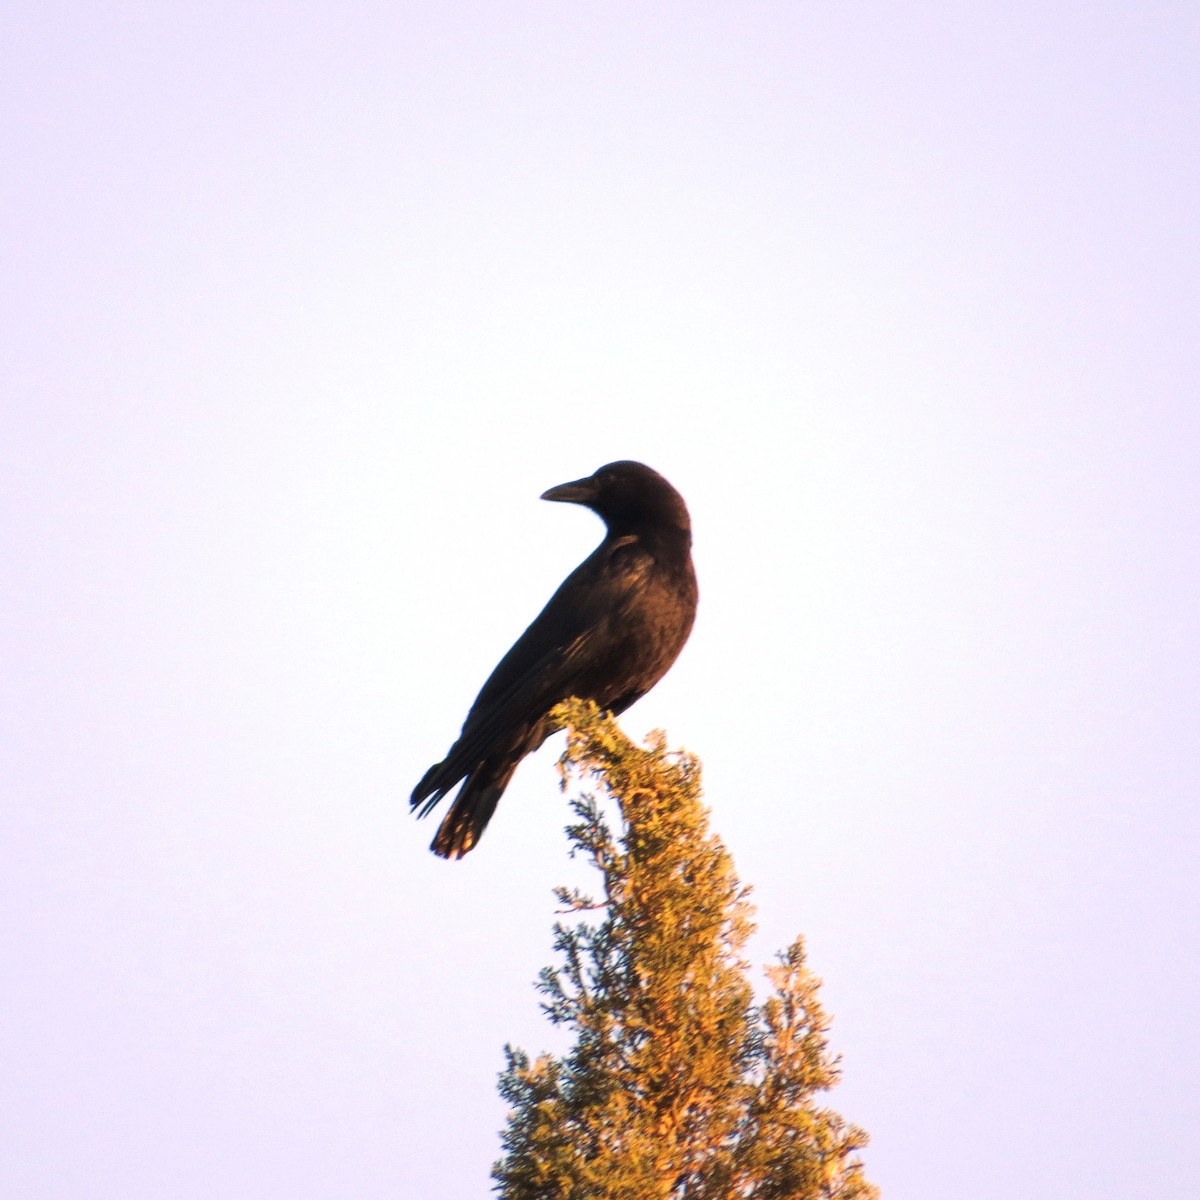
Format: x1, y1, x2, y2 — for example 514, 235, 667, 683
541, 474, 597, 505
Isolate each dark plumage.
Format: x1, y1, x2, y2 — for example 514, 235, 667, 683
412, 460, 698, 859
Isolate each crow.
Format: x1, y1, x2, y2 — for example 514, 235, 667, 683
412, 460, 698, 859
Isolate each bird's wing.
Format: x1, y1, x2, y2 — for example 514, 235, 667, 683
472, 535, 649, 705
431, 536, 652, 781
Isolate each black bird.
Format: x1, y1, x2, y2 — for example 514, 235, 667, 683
412, 460, 698, 859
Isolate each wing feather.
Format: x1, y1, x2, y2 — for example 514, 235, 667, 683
411, 537, 652, 810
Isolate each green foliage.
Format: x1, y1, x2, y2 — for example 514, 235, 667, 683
493, 700, 877, 1200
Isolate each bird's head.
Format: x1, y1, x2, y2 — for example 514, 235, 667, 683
541, 461, 691, 539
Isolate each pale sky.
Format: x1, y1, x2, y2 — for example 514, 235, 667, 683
3, 4, 1198, 1197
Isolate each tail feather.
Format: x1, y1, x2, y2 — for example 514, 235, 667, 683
411, 760, 456, 818
428, 763, 518, 859
412, 717, 557, 857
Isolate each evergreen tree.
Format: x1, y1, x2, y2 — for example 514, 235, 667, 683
494, 700, 877, 1200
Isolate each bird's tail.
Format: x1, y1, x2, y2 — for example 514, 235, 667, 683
412, 718, 555, 858
411, 756, 519, 859
415, 762, 516, 859
433, 772, 512, 859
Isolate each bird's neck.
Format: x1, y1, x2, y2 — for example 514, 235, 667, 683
607, 521, 692, 561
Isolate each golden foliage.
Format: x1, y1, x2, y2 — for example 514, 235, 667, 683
494, 701, 877, 1200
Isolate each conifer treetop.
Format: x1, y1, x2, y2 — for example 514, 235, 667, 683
494, 700, 877, 1200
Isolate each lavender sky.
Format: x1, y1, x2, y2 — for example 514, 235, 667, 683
3, 3, 1198, 1197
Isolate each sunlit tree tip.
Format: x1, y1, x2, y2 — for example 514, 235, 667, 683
494, 698, 878, 1200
